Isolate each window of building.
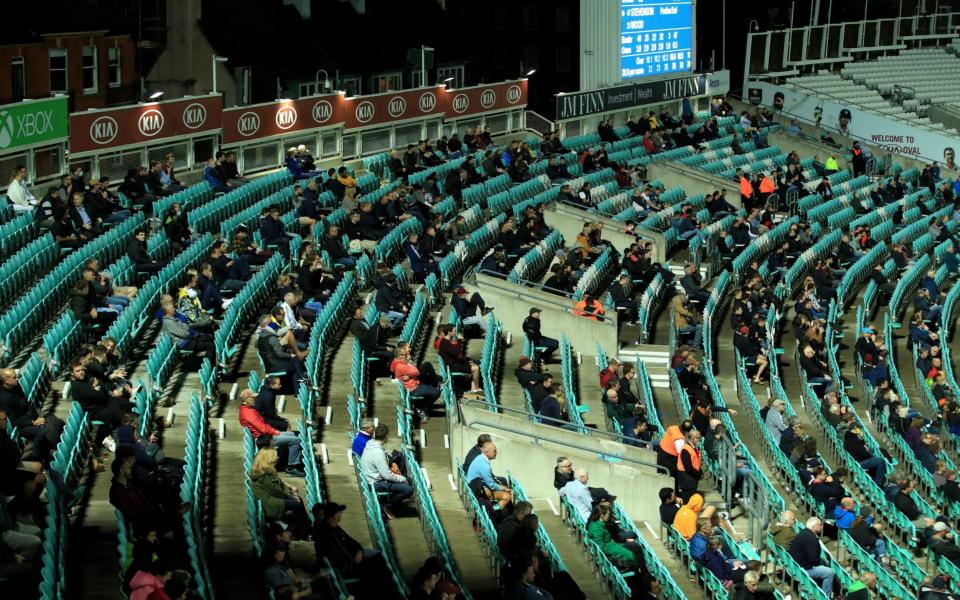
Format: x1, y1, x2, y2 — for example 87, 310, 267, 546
11, 57, 25, 102
49, 48, 67, 93
107, 47, 121, 88
522, 5, 539, 31
299, 82, 320, 97
372, 73, 402, 93
523, 45, 540, 71
82, 46, 98, 93
493, 6, 507, 30
437, 65, 465, 88
342, 77, 361, 96
556, 47, 571, 73
556, 5, 571, 32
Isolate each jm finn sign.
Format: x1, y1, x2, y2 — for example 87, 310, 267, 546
556, 70, 729, 121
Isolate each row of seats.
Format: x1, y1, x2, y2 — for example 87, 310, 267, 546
0, 212, 38, 259
507, 230, 563, 284
0, 213, 144, 362
557, 335, 586, 431
214, 253, 285, 367
0, 233, 60, 310
188, 171, 294, 234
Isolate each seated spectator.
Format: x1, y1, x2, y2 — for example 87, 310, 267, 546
257, 315, 306, 388
466, 439, 513, 510
674, 493, 715, 540
350, 419, 375, 457
374, 273, 409, 328
390, 343, 441, 421
68, 191, 104, 237
359, 424, 412, 519
929, 522, 960, 566
585, 504, 639, 570
789, 517, 833, 597
434, 325, 483, 396
573, 293, 605, 321
451, 287, 491, 333
248, 447, 310, 539
255, 377, 290, 432
260, 205, 297, 259
701, 536, 745, 588
659, 487, 683, 525
127, 230, 164, 274
202, 157, 229, 193
311, 503, 394, 599
110, 448, 179, 538
239, 390, 304, 477
159, 301, 215, 363
559, 469, 595, 521
71, 279, 116, 330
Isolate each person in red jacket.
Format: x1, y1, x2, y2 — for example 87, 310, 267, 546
238, 390, 306, 477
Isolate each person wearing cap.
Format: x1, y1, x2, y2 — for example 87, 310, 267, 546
451, 287, 491, 333
514, 356, 548, 393
359, 424, 413, 518
522, 307, 559, 361
929, 521, 960, 566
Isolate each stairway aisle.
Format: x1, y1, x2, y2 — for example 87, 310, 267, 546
495, 310, 532, 414
526, 505, 615, 600
208, 337, 275, 599
418, 319, 507, 598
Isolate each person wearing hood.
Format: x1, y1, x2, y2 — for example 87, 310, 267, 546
674, 493, 714, 540
844, 572, 877, 600
128, 561, 173, 600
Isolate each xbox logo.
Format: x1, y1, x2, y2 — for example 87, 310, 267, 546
0, 112, 14, 149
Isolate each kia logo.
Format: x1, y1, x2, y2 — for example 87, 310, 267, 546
506, 85, 522, 104
276, 106, 297, 130
138, 109, 164, 137
237, 111, 261, 137
182, 103, 207, 129
355, 101, 375, 123
387, 97, 407, 118
90, 116, 118, 145
451, 93, 470, 114
419, 92, 437, 112
480, 89, 497, 108
312, 100, 333, 124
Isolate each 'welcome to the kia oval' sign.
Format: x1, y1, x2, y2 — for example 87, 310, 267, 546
69, 95, 222, 154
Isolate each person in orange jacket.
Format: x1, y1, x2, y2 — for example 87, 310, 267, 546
573, 293, 606, 321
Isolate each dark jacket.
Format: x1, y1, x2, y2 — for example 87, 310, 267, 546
788, 528, 823, 569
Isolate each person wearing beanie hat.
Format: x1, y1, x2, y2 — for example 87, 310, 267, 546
480, 245, 508, 278
734, 322, 768, 384
374, 272, 408, 328
451, 287, 492, 332
522, 307, 559, 361
514, 355, 548, 391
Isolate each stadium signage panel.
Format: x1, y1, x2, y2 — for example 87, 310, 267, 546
441, 80, 528, 118
749, 81, 960, 165
343, 86, 445, 129
221, 93, 345, 144
69, 95, 222, 154
0, 96, 68, 152
556, 70, 729, 120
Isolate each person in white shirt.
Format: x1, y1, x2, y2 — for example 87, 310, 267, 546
358, 424, 413, 518
559, 468, 594, 522
281, 293, 309, 337
6, 169, 34, 213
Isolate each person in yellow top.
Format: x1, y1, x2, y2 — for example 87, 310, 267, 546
336, 166, 358, 198
575, 223, 602, 261
573, 293, 605, 321
824, 154, 840, 174
673, 293, 702, 347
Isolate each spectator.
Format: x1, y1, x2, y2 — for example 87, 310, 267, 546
674, 493, 715, 540
701, 536, 743, 588
256, 315, 306, 388
255, 377, 290, 432
689, 518, 712, 561
160, 301, 216, 363
203, 158, 229, 193
390, 343, 441, 422
434, 324, 483, 396
311, 500, 395, 596
522, 308, 559, 361
769, 510, 796, 549
675, 429, 703, 502
451, 288, 491, 333
789, 517, 833, 597
260, 205, 297, 259
465, 439, 513, 510
659, 487, 683, 525
843, 424, 886, 485
238, 390, 305, 477
559, 468, 594, 522
248, 447, 310, 539
573, 293, 605, 321
128, 561, 173, 600
929, 522, 960, 566
359, 424, 413, 519
127, 230, 164, 274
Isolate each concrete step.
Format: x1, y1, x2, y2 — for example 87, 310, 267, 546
668, 263, 708, 278
618, 344, 672, 387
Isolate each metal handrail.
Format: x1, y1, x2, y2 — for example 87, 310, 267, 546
462, 398, 662, 455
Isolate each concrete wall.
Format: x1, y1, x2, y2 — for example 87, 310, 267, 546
545, 203, 666, 264
147, 0, 238, 107
474, 273, 619, 357
451, 401, 673, 526
646, 162, 743, 212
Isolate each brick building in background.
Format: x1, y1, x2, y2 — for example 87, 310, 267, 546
0, 2, 138, 110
